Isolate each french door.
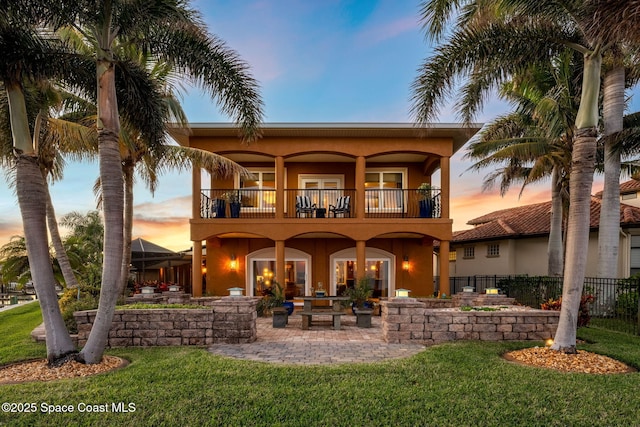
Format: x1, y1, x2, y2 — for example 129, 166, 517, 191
299, 175, 343, 209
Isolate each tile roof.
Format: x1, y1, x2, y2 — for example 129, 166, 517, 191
619, 179, 640, 194
594, 179, 640, 197
453, 197, 640, 244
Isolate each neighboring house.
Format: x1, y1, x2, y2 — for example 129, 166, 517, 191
448, 196, 640, 278
596, 179, 640, 209
169, 123, 480, 298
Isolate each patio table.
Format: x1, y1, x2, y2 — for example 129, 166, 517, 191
299, 296, 349, 330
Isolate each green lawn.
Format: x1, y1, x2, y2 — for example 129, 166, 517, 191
1, 303, 639, 427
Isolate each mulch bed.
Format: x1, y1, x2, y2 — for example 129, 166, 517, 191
0, 356, 127, 384
504, 347, 636, 374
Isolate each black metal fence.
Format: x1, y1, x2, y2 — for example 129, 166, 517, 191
447, 275, 640, 336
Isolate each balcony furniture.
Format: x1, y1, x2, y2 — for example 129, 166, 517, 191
329, 195, 351, 217
296, 195, 317, 217
316, 208, 326, 218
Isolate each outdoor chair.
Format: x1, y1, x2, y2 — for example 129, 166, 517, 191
329, 195, 351, 217
296, 195, 317, 217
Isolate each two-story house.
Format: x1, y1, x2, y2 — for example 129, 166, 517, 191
169, 123, 480, 299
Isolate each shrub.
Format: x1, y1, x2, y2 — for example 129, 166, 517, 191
615, 290, 639, 319
499, 276, 563, 307
541, 294, 595, 327
58, 286, 100, 333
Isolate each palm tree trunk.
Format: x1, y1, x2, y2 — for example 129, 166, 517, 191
551, 51, 601, 354
79, 57, 124, 364
7, 81, 76, 363
548, 166, 564, 276
120, 162, 134, 296
597, 66, 624, 278
45, 178, 80, 289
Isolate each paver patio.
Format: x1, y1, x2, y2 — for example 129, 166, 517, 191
208, 315, 427, 365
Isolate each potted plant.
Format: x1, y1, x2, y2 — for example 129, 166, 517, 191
417, 183, 433, 218
224, 190, 242, 218
265, 282, 288, 328
214, 194, 226, 218
346, 277, 374, 328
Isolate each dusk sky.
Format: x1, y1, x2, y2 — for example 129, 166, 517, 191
0, 0, 634, 251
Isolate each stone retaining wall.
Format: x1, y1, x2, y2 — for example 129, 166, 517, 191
382, 299, 427, 343
422, 309, 559, 345
211, 297, 258, 344
381, 299, 559, 345
74, 296, 258, 347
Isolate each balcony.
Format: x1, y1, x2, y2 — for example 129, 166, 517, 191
200, 188, 442, 219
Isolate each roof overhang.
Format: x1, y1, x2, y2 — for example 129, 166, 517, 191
168, 122, 482, 156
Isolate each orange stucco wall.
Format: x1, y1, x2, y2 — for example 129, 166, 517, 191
202, 237, 435, 297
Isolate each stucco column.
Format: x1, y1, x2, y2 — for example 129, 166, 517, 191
356, 240, 366, 280
440, 156, 450, 219
439, 240, 450, 296
276, 240, 285, 288
355, 156, 365, 218
192, 165, 201, 219
192, 241, 203, 297
275, 156, 285, 219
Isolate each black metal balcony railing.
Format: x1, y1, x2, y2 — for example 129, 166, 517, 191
364, 188, 441, 218
200, 188, 441, 219
201, 189, 276, 219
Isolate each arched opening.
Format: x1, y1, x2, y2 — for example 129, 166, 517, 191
330, 247, 396, 297
245, 247, 312, 298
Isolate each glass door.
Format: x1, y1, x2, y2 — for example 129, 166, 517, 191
251, 259, 307, 299
299, 175, 343, 210
333, 258, 390, 298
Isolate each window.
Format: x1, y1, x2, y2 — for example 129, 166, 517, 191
487, 243, 500, 257
463, 246, 475, 259
238, 169, 278, 211
622, 192, 638, 200
449, 251, 457, 261
364, 169, 406, 211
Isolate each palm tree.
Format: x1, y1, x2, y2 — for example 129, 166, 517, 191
412, 0, 611, 353
111, 52, 251, 294
59, 211, 105, 293
0, 8, 80, 362
54, 36, 253, 301
0, 236, 31, 286
37, 1, 264, 364
466, 53, 580, 276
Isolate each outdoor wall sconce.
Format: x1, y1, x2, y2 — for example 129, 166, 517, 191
229, 255, 238, 271
228, 287, 244, 297
395, 288, 411, 298
402, 256, 410, 271
485, 287, 499, 295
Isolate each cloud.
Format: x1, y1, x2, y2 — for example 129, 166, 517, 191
451, 185, 552, 231
130, 196, 192, 251
0, 220, 25, 250
355, 15, 420, 46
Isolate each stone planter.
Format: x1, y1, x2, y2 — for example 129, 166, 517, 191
272, 307, 288, 328
354, 308, 373, 328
